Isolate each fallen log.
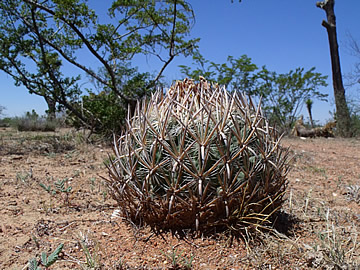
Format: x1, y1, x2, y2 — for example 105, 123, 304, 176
292, 117, 336, 138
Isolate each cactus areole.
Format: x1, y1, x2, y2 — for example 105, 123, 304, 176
106, 78, 290, 235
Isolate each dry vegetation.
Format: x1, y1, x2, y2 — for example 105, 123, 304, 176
0, 127, 360, 269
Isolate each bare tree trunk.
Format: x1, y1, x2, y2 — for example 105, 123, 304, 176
316, 0, 352, 137
44, 95, 56, 121
306, 99, 314, 128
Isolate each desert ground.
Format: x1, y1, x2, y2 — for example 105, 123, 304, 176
1, 127, 359, 269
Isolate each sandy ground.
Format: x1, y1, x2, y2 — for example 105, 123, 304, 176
1, 127, 360, 269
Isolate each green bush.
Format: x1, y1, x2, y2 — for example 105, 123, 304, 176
66, 71, 154, 138
350, 114, 360, 137
66, 91, 127, 137
0, 117, 12, 127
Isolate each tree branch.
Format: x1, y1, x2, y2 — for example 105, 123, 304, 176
23, 0, 131, 103
16, 7, 112, 89
24, 6, 90, 126
321, 19, 331, 30
151, 0, 178, 85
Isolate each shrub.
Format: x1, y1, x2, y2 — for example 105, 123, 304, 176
15, 110, 57, 132
66, 72, 153, 138
350, 114, 360, 137
106, 78, 290, 236
66, 91, 127, 137
0, 117, 12, 127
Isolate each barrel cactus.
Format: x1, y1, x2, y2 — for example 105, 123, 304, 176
106, 78, 290, 235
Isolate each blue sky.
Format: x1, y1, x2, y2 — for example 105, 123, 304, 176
1, 0, 359, 123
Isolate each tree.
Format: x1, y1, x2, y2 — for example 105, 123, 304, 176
180, 54, 328, 130
0, 0, 199, 133
258, 67, 327, 129
316, 0, 352, 137
180, 53, 258, 93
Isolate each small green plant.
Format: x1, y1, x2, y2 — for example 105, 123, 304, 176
312, 220, 347, 269
89, 177, 96, 192
39, 178, 72, 206
77, 231, 102, 269
16, 169, 33, 185
162, 247, 194, 269
102, 190, 107, 202
28, 243, 63, 270
181, 255, 194, 269
309, 207, 359, 269
39, 183, 56, 196
54, 178, 72, 193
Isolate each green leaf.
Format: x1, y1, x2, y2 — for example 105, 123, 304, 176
28, 258, 40, 270
44, 243, 64, 267
41, 251, 47, 266
39, 183, 52, 194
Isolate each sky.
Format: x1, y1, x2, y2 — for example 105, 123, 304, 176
1, 0, 360, 124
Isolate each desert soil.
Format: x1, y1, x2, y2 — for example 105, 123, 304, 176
0, 127, 359, 269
